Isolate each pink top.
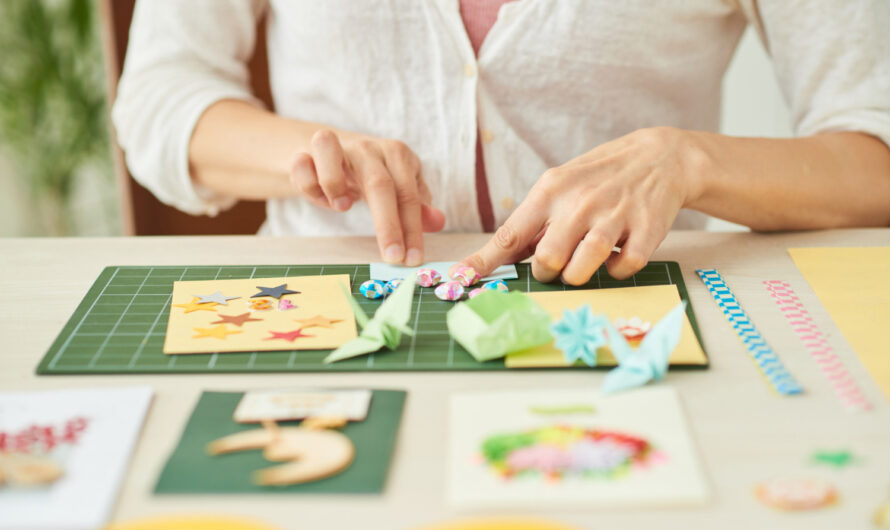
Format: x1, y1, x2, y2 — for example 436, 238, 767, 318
460, 0, 514, 232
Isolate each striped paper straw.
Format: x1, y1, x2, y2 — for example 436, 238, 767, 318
696, 269, 803, 396
764, 280, 871, 411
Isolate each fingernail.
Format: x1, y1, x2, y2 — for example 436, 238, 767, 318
383, 244, 405, 264
405, 248, 423, 266
333, 196, 351, 211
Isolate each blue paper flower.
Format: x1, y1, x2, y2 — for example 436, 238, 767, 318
549, 305, 610, 366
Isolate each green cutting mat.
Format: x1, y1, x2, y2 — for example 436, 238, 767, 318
155, 390, 405, 494
36, 262, 706, 374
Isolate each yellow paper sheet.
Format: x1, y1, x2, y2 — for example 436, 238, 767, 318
164, 275, 357, 354
505, 284, 706, 368
789, 247, 890, 400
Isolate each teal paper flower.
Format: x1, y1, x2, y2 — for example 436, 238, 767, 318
550, 305, 610, 366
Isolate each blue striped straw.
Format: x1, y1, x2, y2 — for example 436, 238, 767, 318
696, 269, 803, 396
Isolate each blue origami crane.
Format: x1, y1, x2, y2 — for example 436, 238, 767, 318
550, 305, 610, 366
601, 301, 687, 394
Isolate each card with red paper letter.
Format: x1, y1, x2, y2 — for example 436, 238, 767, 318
0, 386, 153, 530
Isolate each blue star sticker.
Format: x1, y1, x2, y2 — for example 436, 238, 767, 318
251, 284, 300, 299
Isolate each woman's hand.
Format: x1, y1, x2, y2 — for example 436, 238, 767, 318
456, 127, 704, 284
291, 129, 446, 265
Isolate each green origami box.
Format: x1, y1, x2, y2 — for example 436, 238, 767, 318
446, 291, 553, 362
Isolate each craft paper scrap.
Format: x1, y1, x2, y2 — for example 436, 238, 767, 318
0, 386, 153, 530
505, 284, 706, 368
323, 276, 416, 364
449, 386, 709, 509
164, 275, 356, 354
369, 261, 517, 283
234, 389, 372, 423
446, 291, 553, 362
155, 390, 406, 494
789, 247, 890, 401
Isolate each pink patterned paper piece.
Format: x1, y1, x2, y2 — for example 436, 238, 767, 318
278, 299, 296, 311
763, 280, 872, 412
434, 281, 465, 301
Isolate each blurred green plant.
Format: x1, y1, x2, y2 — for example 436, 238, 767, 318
0, 0, 112, 235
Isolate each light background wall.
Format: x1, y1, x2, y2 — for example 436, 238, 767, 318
0, 27, 791, 236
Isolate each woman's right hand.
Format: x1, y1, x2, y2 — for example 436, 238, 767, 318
290, 129, 446, 266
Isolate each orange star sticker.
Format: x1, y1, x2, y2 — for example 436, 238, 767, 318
173, 297, 219, 314
264, 329, 315, 342
292, 315, 343, 329
192, 324, 242, 340
210, 312, 263, 327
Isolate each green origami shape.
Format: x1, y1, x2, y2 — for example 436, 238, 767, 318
446, 290, 553, 362
323, 276, 417, 364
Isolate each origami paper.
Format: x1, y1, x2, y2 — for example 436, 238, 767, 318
323, 276, 417, 364
600, 302, 687, 395
173, 298, 219, 314
445, 291, 552, 362
550, 305, 611, 366
194, 291, 239, 305
251, 284, 300, 299
211, 313, 263, 327
789, 247, 890, 401
164, 275, 356, 354
192, 324, 243, 340
369, 261, 518, 283
504, 285, 706, 368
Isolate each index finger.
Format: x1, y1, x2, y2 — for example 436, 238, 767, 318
351, 153, 406, 264
454, 200, 547, 277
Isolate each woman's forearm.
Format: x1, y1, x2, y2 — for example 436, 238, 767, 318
686, 130, 890, 230
188, 99, 335, 199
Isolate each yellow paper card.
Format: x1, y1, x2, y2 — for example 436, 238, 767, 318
789, 247, 890, 401
163, 275, 357, 354
505, 284, 706, 368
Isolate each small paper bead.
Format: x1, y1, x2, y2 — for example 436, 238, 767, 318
359, 279, 387, 299
468, 287, 485, 299
482, 279, 509, 292
415, 268, 442, 287
384, 278, 403, 295
434, 280, 465, 301
451, 265, 482, 287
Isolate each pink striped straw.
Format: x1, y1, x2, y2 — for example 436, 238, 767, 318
763, 280, 872, 411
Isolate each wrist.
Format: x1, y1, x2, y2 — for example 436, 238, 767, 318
677, 129, 719, 209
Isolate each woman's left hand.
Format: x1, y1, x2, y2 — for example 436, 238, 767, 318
455, 127, 706, 284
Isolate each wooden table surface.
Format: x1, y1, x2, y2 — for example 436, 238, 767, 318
2, 230, 889, 530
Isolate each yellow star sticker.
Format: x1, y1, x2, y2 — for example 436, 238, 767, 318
293, 315, 343, 329
192, 324, 242, 340
173, 297, 219, 313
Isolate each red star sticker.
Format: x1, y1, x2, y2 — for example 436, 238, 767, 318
264, 328, 315, 342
